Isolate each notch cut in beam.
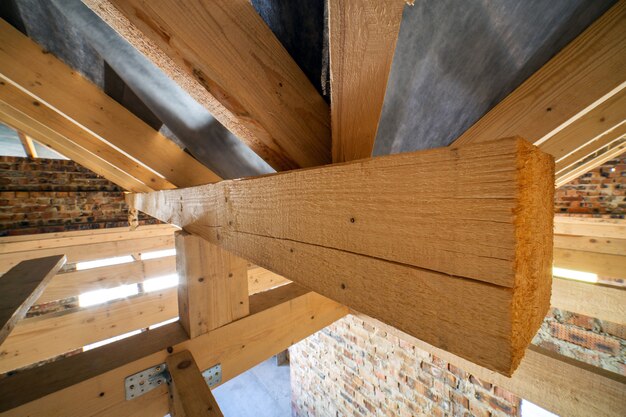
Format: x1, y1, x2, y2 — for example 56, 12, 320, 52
129, 137, 555, 375
0, 255, 66, 347
87, 0, 331, 171
329, 0, 405, 162
166, 350, 223, 417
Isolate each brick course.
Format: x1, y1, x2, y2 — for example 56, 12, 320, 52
0, 156, 158, 235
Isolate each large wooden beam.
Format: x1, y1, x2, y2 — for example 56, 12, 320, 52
129, 137, 554, 375
0, 284, 348, 416
0, 255, 66, 346
552, 278, 625, 325
176, 231, 249, 338
0, 288, 177, 374
362, 313, 626, 417
0, 19, 220, 188
452, 2, 626, 154
554, 247, 626, 278
328, 0, 405, 162
86, 0, 331, 171
166, 350, 223, 417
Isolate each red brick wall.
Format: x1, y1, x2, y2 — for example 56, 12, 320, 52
0, 156, 158, 236
555, 155, 625, 218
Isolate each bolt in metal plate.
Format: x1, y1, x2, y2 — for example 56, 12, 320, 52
202, 363, 222, 387
124, 363, 169, 400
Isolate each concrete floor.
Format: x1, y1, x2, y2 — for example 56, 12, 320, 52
212, 357, 292, 417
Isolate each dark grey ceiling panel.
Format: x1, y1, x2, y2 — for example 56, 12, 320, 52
373, 0, 616, 155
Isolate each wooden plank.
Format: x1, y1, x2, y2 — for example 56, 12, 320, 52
554, 216, 626, 240
0, 224, 175, 245
130, 137, 555, 375
0, 255, 65, 346
362, 313, 626, 417
553, 234, 626, 256
176, 232, 248, 338
166, 350, 223, 417
0, 234, 174, 273
87, 0, 331, 171
16, 131, 36, 159
0, 19, 221, 187
540, 89, 626, 161
555, 123, 626, 175
452, 2, 626, 148
328, 0, 405, 162
247, 266, 291, 295
553, 247, 626, 278
552, 278, 626, 324
0, 86, 154, 193
36, 256, 176, 304
556, 141, 626, 187
0, 77, 164, 192
0, 284, 348, 416
0, 288, 177, 374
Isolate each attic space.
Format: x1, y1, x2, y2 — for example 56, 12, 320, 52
0, 1, 624, 417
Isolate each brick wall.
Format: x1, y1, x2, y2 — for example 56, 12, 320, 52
0, 156, 158, 236
555, 155, 625, 218
290, 156, 626, 417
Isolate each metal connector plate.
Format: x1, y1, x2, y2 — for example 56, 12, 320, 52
202, 363, 222, 387
124, 363, 169, 400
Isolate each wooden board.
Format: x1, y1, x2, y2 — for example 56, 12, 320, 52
552, 278, 626, 324
176, 232, 248, 337
247, 266, 291, 294
554, 216, 626, 240
363, 313, 626, 417
0, 255, 66, 346
554, 233, 626, 256
130, 137, 555, 375
0, 234, 174, 273
556, 142, 626, 187
166, 350, 223, 417
452, 2, 626, 148
88, 0, 331, 171
553, 247, 626, 278
0, 288, 177, 374
0, 285, 348, 416
36, 256, 176, 304
328, 0, 405, 162
0, 19, 220, 188
16, 132, 36, 159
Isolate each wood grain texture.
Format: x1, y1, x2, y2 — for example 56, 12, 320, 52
554, 234, 626, 256
553, 247, 626, 278
89, 0, 331, 171
552, 278, 625, 324
0, 79, 155, 193
328, 0, 405, 162
362, 313, 626, 417
0, 19, 220, 187
130, 137, 555, 375
176, 232, 248, 338
0, 288, 177, 374
554, 216, 626, 239
36, 256, 176, 304
0, 255, 65, 346
166, 350, 223, 417
452, 2, 626, 148
0, 285, 348, 416
247, 266, 291, 295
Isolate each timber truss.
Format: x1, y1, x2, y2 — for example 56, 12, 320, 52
0, 1, 625, 417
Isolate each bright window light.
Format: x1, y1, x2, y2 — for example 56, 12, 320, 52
141, 248, 176, 260
143, 274, 179, 292
521, 400, 559, 417
79, 284, 139, 307
83, 329, 142, 351
149, 317, 179, 330
76, 255, 134, 271
553, 267, 598, 283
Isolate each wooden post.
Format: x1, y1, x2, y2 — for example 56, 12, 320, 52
166, 350, 223, 417
176, 231, 249, 338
